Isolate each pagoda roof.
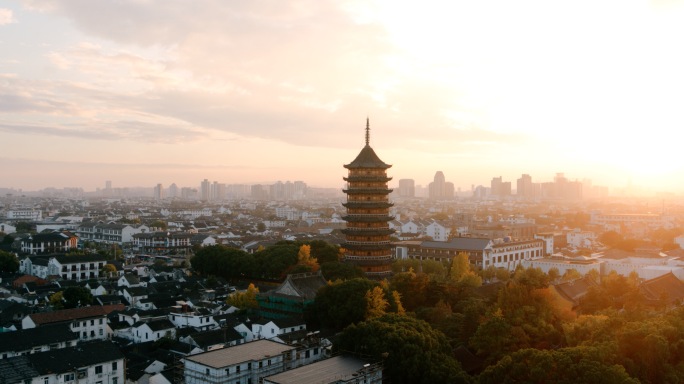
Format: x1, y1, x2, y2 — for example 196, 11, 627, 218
344, 145, 391, 169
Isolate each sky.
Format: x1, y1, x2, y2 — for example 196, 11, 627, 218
2, 0, 684, 193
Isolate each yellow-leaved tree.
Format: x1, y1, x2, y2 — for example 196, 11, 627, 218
365, 286, 389, 320
226, 283, 259, 310
450, 252, 482, 287
297, 244, 319, 272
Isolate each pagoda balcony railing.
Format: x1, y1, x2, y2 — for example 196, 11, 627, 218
343, 175, 393, 182
341, 228, 394, 235
343, 243, 392, 251
342, 214, 394, 220
365, 270, 394, 278
342, 202, 394, 209
343, 188, 393, 194
343, 240, 391, 246
345, 255, 393, 265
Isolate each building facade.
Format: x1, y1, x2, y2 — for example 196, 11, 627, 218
341, 119, 394, 278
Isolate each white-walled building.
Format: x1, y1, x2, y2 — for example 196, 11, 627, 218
0, 340, 124, 384
77, 222, 150, 245
169, 302, 218, 332
567, 229, 597, 248
425, 221, 451, 242
184, 339, 320, 384
22, 305, 123, 342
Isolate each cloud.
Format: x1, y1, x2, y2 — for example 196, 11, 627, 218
0, 8, 15, 25
12, 1, 458, 148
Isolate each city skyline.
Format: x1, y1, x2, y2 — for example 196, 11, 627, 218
2, 1, 684, 193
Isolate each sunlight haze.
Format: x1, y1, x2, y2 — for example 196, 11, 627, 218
1, 0, 683, 193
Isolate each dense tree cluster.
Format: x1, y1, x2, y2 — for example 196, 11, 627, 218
190, 240, 351, 281
193, 239, 684, 382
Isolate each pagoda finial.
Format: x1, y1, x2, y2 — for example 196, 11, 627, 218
365, 117, 370, 146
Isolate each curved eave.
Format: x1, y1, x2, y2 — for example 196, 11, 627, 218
342, 202, 394, 209
344, 145, 392, 169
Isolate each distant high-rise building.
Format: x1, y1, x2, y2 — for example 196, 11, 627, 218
153, 183, 163, 200
397, 179, 415, 198
429, 171, 454, 200
251, 184, 268, 200
517, 174, 534, 200
341, 119, 394, 279
200, 179, 211, 201
168, 183, 178, 198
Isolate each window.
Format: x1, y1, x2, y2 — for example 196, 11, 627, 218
268, 359, 271, 366
91, 320, 95, 326
112, 362, 118, 371
44, 377, 49, 384
95, 366, 103, 374
112, 378, 118, 384
236, 366, 240, 373
64, 373, 75, 382
99, 329, 104, 336
205, 368, 210, 375
247, 363, 251, 370
99, 319, 103, 325
77, 369, 87, 379
259, 361, 262, 368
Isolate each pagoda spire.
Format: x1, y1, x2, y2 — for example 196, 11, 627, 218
365, 117, 370, 146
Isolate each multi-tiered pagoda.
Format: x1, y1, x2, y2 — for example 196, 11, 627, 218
341, 119, 394, 278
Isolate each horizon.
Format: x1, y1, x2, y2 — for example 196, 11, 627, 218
2, 1, 684, 194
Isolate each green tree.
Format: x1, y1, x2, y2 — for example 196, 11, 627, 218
562, 268, 582, 282
599, 231, 622, 248
100, 264, 117, 277
49, 291, 64, 309
63, 286, 93, 308
307, 278, 379, 331
334, 314, 471, 384
0, 250, 19, 273
478, 347, 638, 384
548, 267, 561, 283
149, 220, 167, 230
320, 261, 365, 281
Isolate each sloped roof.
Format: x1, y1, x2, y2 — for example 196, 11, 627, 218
640, 272, 684, 303
28, 304, 124, 326
0, 340, 123, 379
553, 277, 598, 303
270, 272, 327, 300
0, 323, 78, 353
188, 327, 244, 348
420, 237, 492, 251
344, 145, 391, 169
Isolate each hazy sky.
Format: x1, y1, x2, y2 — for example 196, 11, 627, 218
2, 0, 684, 193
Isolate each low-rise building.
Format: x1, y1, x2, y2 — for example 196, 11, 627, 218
183, 339, 313, 384
20, 231, 78, 254
263, 356, 382, 384
0, 340, 124, 384
22, 304, 123, 341
0, 323, 79, 359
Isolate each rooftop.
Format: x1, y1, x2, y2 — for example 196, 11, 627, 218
185, 339, 295, 368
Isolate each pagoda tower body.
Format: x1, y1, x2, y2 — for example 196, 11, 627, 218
341, 119, 394, 278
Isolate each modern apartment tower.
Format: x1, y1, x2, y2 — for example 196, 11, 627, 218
341, 119, 394, 278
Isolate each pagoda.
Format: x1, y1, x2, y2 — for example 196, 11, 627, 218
341, 119, 394, 278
